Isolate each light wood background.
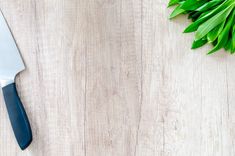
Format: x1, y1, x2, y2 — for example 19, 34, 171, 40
0, 0, 234, 156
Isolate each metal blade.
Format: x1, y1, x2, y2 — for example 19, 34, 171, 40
0, 10, 25, 86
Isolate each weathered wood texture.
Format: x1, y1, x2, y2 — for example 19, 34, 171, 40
0, 0, 234, 156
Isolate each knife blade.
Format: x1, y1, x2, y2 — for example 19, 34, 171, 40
0, 10, 32, 150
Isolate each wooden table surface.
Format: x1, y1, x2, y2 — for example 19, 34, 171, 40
0, 0, 234, 156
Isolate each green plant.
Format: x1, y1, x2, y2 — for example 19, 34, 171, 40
168, 0, 235, 54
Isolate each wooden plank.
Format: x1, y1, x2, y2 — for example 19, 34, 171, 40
84, 0, 142, 155
0, 0, 86, 155
0, 0, 234, 155
136, 0, 234, 156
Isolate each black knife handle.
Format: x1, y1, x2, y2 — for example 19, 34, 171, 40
2, 83, 32, 150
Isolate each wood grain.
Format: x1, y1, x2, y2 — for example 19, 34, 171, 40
0, 0, 234, 156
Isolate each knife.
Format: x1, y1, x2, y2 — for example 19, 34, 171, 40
0, 10, 32, 150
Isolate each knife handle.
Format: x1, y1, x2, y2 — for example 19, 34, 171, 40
2, 83, 32, 150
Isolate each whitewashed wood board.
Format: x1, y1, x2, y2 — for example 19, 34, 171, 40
0, 0, 234, 156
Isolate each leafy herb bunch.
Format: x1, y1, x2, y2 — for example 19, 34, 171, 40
168, 0, 235, 54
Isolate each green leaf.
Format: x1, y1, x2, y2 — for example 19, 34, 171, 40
188, 11, 202, 21
192, 37, 208, 49
232, 21, 235, 51
195, 5, 234, 41
196, 0, 223, 12
168, 0, 235, 54
208, 9, 235, 54
168, 0, 180, 7
184, 0, 233, 32
224, 38, 232, 52
169, 4, 185, 19
207, 21, 225, 42
180, 0, 206, 11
